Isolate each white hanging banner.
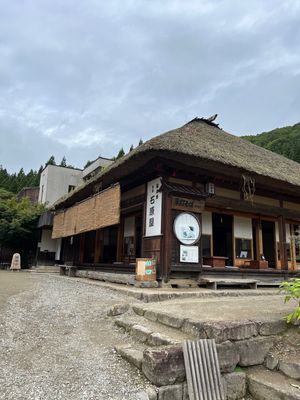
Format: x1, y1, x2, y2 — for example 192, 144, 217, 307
145, 177, 162, 237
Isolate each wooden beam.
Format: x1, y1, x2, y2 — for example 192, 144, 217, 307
161, 190, 173, 281
278, 216, 288, 270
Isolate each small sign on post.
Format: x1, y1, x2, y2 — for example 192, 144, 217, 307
135, 258, 157, 281
10, 253, 21, 271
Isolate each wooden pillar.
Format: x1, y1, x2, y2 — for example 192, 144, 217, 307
116, 218, 124, 262
278, 216, 288, 270
79, 233, 85, 264
161, 189, 172, 281
94, 229, 101, 263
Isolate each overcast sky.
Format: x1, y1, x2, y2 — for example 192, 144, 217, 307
1, 0, 300, 173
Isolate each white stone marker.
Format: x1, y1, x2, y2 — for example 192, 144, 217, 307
10, 253, 21, 271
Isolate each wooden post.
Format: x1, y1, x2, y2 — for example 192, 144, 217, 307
94, 229, 101, 263
116, 218, 124, 262
161, 189, 172, 281
278, 216, 288, 270
78, 233, 85, 264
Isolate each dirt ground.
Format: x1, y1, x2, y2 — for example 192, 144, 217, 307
0, 271, 151, 400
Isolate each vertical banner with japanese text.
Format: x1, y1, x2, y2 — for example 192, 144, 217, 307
145, 177, 162, 237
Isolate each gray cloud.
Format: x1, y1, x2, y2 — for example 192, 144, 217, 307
1, 0, 300, 172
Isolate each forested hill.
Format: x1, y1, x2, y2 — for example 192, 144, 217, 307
242, 122, 300, 163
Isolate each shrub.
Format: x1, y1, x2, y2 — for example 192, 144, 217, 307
280, 278, 300, 324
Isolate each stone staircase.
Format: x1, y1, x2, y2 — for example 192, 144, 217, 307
247, 366, 300, 400
112, 302, 300, 400
30, 265, 60, 273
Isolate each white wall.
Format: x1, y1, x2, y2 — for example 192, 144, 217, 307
38, 229, 57, 252
38, 165, 83, 207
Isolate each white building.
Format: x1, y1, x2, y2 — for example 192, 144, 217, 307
37, 158, 113, 265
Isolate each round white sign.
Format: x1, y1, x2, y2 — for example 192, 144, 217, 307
173, 213, 201, 245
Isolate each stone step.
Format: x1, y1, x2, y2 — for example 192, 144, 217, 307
266, 353, 300, 380
31, 266, 60, 273
115, 344, 144, 370
247, 366, 300, 400
114, 314, 192, 347
133, 304, 287, 343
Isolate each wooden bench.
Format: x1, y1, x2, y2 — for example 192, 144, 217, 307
59, 265, 77, 277
198, 278, 258, 290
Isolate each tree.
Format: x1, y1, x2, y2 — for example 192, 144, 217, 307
45, 156, 56, 167
129, 144, 134, 152
138, 139, 143, 146
0, 189, 44, 266
116, 148, 125, 159
60, 156, 67, 167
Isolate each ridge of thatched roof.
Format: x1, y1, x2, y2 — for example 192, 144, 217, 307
54, 118, 300, 209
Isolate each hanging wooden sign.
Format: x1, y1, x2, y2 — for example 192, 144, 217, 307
172, 196, 205, 213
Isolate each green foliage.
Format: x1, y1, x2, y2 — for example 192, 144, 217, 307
0, 189, 44, 255
0, 165, 42, 194
45, 155, 56, 166
116, 148, 125, 159
129, 144, 134, 152
280, 278, 300, 324
60, 156, 67, 167
139, 138, 143, 146
242, 122, 300, 163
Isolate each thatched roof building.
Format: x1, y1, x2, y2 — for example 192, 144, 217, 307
55, 118, 300, 209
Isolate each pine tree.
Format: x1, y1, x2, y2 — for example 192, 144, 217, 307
138, 139, 143, 146
116, 148, 125, 159
60, 156, 67, 167
129, 144, 134, 152
45, 156, 56, 167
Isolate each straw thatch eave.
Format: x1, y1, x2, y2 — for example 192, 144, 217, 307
54, 118, 300, 210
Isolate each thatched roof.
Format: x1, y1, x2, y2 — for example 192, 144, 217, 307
55, 118, 300, 209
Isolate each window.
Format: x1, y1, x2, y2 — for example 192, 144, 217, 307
235, 238, 252, 259
68, 185, 75, 193
202, 235, 212, 256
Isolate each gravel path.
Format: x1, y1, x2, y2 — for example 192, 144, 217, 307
0, 272, 151, 400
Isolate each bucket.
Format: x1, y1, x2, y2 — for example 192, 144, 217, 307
135, 258, 157, 281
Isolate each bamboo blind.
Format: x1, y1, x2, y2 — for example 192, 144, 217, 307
52, 184, 120, 239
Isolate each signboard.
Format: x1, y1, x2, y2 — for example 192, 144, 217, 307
172, 196, 205, 213
173, 213, 201, 245
136, 258, 157, 281
180, 245, 199, 263
145, 177, 162, 237
10, 253, 21, 270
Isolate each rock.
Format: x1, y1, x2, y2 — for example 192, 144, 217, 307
157, 313, 184, 329
265, 353, 279, 370
182, 319, 207, 338
279, 360, 300, 379
142, 346, 185, 386
132, 305, 145, 316
137, 387, 157, 400
204, 320, 258, 343
148, 332, 177, 346
157, 384, 183, 400
217, 341, 240, 373
182, 382, 189, 400
131, 324, 153, 343
135, 281, 159, 288
257, 320, 287, 336
145, 387, 158, 400
236, 336, 275, 367
115, 345, 143, 370
107, 303, 129, 316
144, 310, 158, 322
223, 372, 246, 400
